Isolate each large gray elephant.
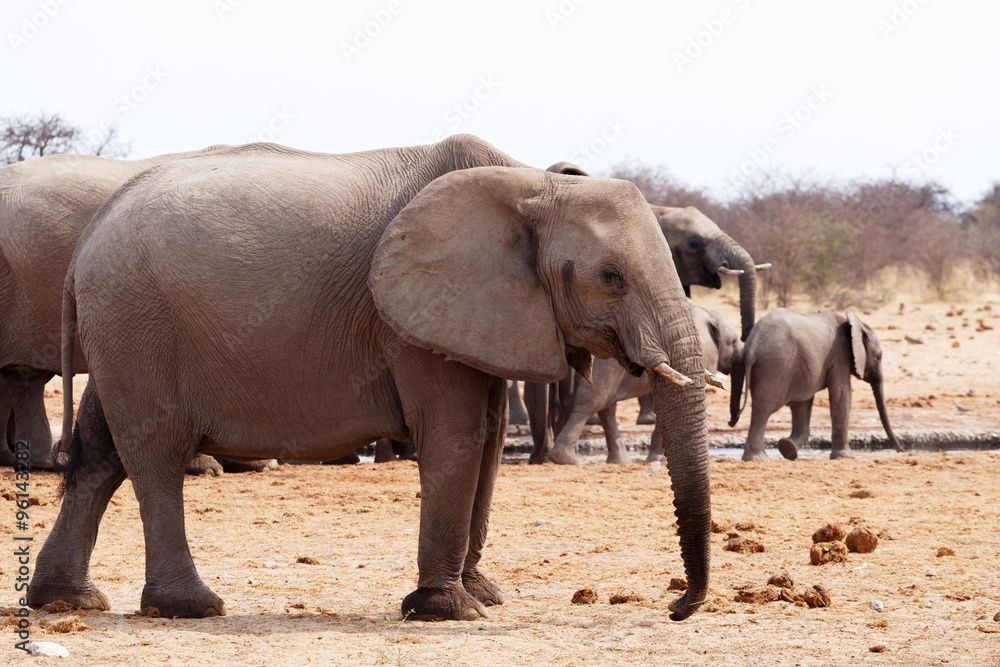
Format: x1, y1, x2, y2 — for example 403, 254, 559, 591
548, 305, 741, 465
0, 148, 272, 474
30, 135, 712, 622
525, 188, 762, 463
730, 308, 904, 461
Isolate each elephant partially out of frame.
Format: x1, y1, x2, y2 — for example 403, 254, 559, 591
30, 135, 712, 623
0, 148, 274, 475
730, 308, 904, 461
547, 305, 742, 464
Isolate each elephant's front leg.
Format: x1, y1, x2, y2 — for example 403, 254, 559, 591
777, 397, 813, 461
547, 405, 590, 465
828, 383, 854, 459
461, 376, 506, 608
400, 368, 504, 621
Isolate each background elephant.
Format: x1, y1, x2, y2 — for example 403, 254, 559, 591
547, 305, 741, 464
507, 381, 529, 425
31, 135, 712, 623
0, 148, 274, 474
654, 205, 762, 342
730, 308, 904, 461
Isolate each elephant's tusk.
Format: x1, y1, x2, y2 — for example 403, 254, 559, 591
754, 263, 772, 271
653, 362, 694, 387
717, 266, 744, 276
704, 370, 727, 390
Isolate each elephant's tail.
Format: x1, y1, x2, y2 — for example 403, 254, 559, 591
728, 354, 749, 428
58, 274, 77, 455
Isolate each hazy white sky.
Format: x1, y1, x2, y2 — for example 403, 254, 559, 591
5, 0, 999, 203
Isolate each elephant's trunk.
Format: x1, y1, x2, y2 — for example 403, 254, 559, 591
647, 327, 711, 621
871, 375, 903, 453
717, 238, 757, 342
728, 352, 745, 428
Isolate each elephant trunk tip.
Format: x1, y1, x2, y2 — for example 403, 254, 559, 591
667, 592, 706, 621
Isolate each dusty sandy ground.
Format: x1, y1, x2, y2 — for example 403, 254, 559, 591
2, 289, 999, 665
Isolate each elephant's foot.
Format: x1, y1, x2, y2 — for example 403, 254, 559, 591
777, 439, 799, 461
0, 444, 14, 466
186, 454, 223, 476
401, 584, 487, 621
635, 411, 656, 425
546, 446, 582, 465
606, 449, 631, 465
140, 582, 226, 618
830, 448, 855, 460
741, 449, 768, 462
218, 457, 279, 473
28, 577, 110, 612
324, 451, 360, 465
462, 570, 504, 607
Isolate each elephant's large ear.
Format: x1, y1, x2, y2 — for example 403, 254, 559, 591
369, 166, 568, 383
846, 311, 866, 379
546, 162, 590, 177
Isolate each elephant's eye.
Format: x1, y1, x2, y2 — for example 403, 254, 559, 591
601, 266, 626, 292
687, 237, 705, 253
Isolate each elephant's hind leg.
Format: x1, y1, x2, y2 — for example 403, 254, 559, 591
598, 403, 629, 464
636, 393, 656, 425
3, 369, 56, 469
743, 398, 778, 462
0, 382, 15, 466
110, 410, 225, 617
29, 383, 126, 611
777, 398, 813, 461
462, 376, 506, 608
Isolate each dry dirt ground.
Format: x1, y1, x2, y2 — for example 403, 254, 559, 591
2, 289, 999, 666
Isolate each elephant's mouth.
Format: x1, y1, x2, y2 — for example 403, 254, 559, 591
605, 330, 646, 378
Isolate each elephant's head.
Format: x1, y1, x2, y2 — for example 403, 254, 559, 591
692, 305, 742, 377
370, 166, 711, 620
653, 206, 759, 342
846, 312, 904, 453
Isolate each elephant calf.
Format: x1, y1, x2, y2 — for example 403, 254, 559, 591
731, 308, 904, 461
